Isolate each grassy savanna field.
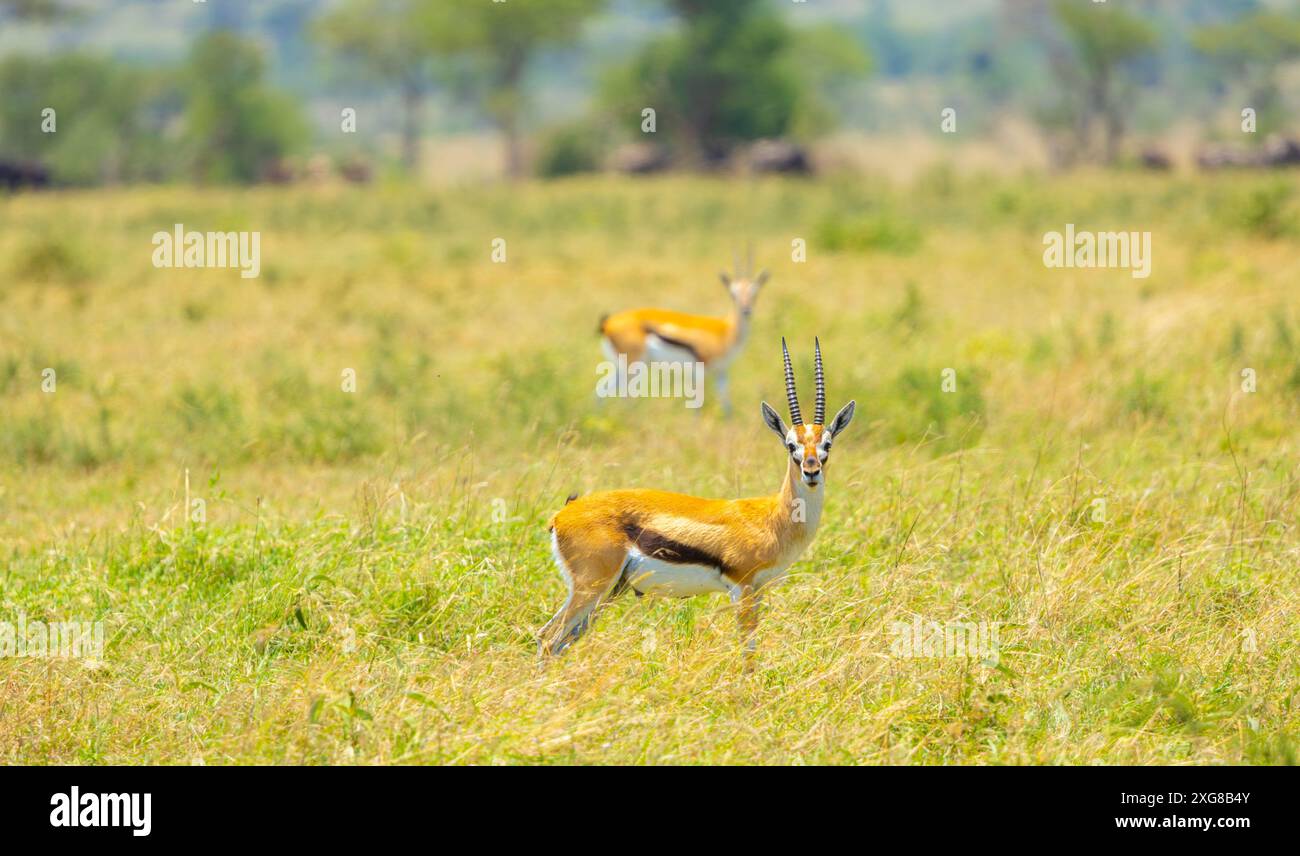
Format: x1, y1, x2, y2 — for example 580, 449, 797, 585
2, 171, 1299, 764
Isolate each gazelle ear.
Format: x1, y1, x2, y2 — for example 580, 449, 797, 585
760, 401, 787, 440
754, 270, 769, 287
719, 271, 732, 288
828, 400, 856, 437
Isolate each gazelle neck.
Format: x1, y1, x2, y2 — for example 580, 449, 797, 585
774, 456, 824, 541
725, 304, 751, 354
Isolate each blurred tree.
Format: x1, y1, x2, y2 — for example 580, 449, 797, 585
419, 0, 606, 178
1051, 0, 1158, 163
183, 31, 308, 183
863, 0, 912, 78
604, 0, 868, 166
0, 54, 179, 184
0, 0, 66, 21
1194, 11, 1300, 137
784, 24, 872, 139
316, 0, 442, 172
318, 0, 602, 178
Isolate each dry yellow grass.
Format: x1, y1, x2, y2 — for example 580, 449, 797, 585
1, 172, 1298, 763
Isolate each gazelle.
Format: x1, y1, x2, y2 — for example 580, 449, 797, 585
540, 338, 855, 657
598, 249, 767, 415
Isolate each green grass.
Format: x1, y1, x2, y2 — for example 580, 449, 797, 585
1, 172, 1298, 764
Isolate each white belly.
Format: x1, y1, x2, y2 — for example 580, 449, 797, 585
643, 334, 701, 366
624, 549, 729, 598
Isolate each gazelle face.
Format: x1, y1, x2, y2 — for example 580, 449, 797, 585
785, 424, 831, 487
761, 338, 856, 490
720, 271, 767, 318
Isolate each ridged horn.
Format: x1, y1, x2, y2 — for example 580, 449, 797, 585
813, 337, 825, 425
782, 337, 803, 426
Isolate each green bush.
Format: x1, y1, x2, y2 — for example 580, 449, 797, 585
535, 121, 605, 178
815, 213, 923, 255
1235, 183, 1295, 238
10, 233, 90, 284
884, 365, 987, 453
1117, 369, 1170, 421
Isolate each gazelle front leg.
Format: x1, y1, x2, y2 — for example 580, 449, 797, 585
714, 369, 732, 418
729, 583, 762, 665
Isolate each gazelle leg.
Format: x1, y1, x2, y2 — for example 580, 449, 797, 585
539, 546, 629, 657
596, 336, 645, 408
730, 583, 762, 666
596, 339, 620, 407
544, 595, 599, 655
715, 370, 731, 418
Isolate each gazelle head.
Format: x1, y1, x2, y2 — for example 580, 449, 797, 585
761, 338, 856, 489
719, 245, 768, 319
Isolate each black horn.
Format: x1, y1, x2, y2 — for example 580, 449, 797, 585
782, 337, 803, 426
813, 337, 825, 425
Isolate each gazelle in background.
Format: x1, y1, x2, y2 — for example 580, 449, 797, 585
598, 248, 768, 415
541, 338, 856, 658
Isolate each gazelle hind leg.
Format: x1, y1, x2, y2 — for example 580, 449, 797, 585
538, 531, 579, 647
542, 563, 625, 655
596, 338, 619, 406
539, 534, 629, 656
596, 333, 645, 406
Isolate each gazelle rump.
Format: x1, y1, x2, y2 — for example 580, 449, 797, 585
540, 338, 856, 657
598, 248, 767, 415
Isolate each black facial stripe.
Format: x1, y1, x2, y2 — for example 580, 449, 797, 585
621, 521, 731, 576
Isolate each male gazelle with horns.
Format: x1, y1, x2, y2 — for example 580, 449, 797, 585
598, 248, 767, 415
541, 338, 856, 658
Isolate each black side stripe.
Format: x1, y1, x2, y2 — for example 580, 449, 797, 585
621, 521, 730, 576
642, 326, 704, 363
